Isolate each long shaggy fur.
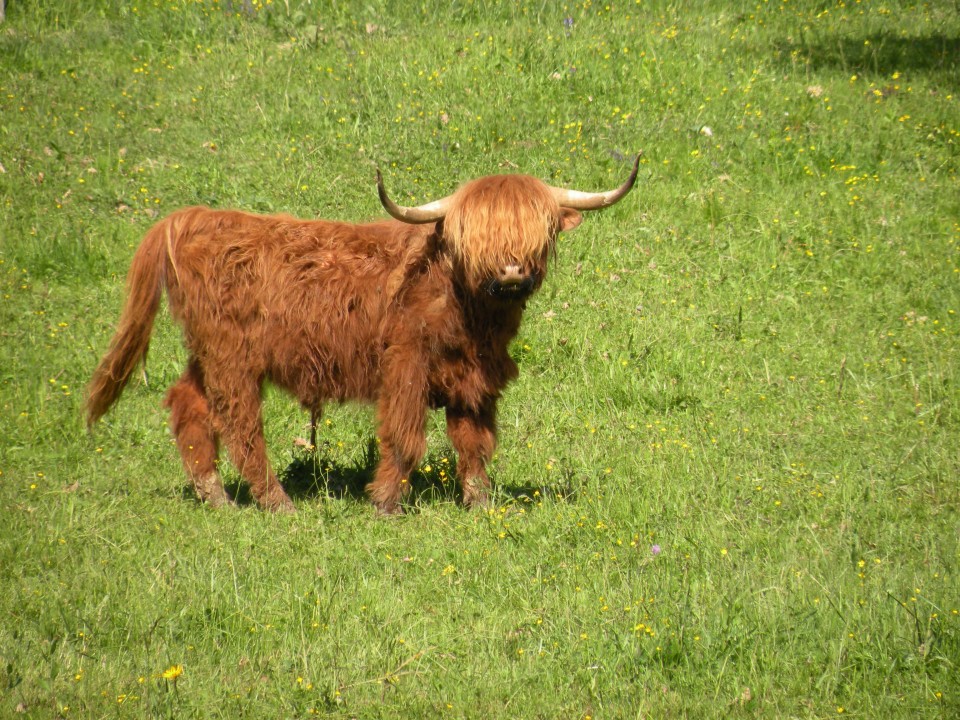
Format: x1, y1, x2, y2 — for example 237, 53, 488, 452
443, 175, 559, 290
86, 174, 583, 514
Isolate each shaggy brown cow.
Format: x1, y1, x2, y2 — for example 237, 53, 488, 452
86, 158, 639, 514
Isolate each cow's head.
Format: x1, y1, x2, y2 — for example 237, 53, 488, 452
377, 156, 640, 300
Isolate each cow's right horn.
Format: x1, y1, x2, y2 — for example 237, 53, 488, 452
548, 153, 641, 210
377, 170, 452, 224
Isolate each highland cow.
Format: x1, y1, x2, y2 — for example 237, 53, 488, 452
86, 158, 639, 514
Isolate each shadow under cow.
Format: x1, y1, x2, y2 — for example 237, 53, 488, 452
180, 436, 567, 512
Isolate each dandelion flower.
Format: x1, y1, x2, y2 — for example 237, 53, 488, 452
161, 664, 183, 681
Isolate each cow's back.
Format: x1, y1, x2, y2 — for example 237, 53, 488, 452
164, 209, 428, 405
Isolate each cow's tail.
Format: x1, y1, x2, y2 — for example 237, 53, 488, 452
85, 210, 191, 427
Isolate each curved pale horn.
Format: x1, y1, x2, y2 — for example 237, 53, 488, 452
548, 153, 641, 210
376, 169, 453, 224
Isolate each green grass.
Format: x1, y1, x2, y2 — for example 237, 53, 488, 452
1, 0, 959, 717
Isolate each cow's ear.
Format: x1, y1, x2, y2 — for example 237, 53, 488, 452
559, 208, 583, 232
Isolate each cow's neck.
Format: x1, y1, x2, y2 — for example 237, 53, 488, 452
458, 287, 527, 351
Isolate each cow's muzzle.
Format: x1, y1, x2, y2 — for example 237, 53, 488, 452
487, 265, 539, 300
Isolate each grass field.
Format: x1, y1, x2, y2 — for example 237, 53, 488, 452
1, 0, 959, 717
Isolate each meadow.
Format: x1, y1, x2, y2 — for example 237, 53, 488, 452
1, 0, 958, 717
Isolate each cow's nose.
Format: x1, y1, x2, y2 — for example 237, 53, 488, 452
498, 265, 525, 287
487, 265, 539, 300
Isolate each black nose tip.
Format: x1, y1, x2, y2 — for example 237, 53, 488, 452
487, 271, 538, 299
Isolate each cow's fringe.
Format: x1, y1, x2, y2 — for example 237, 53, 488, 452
85, 211, 187, 426
443, 175, 558, 287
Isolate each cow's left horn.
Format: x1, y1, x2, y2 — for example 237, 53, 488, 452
548, 153, 641, 210
377, 170, 452, 224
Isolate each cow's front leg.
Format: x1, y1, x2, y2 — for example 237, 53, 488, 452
367, 435, 425, 515
367, 361, 428, 515
445, 402, 497, 509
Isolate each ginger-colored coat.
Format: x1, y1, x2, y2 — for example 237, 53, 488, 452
87, 164, 637, 513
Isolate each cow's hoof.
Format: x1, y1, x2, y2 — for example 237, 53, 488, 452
262, 489, 296, 514
463, 491, 490, 510
206, 495, 236, 509
374, 502, 404, 517
195, 473, 233, 508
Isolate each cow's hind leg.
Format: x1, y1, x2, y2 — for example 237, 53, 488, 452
165, 360, 231, 508
207, 370, 296, 513
446, 403, 497, 509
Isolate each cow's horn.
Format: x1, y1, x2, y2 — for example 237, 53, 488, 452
377, 170, 452, 224
548, 153, 641, 210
